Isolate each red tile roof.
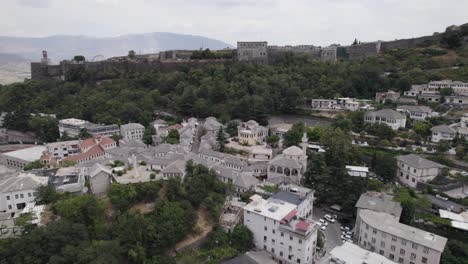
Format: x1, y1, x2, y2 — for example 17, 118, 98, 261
282, 209, 297, 223
167, 124, 183, 131
80, 138, 96, 150
65, 144, 104, 162
295, 220, 310, 232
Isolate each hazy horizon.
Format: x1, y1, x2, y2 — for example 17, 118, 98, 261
1, 0, 467, 47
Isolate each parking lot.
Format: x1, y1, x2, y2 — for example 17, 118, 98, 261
313, 207, 354, 256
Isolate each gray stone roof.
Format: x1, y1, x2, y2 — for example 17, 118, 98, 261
365, 109, 405, 119
430, 125, 456, 134
283, 146, 303, 156
121, 123, 144, 130
120, 139, 146, 148
0, 174, 47, 193
269, 155, 302, 169
397, 105, 433, 113
233, 173, 258, 189
162, 159, 186, 174
356, 192, 402, 218
360, 210, 447, 252
397, 154, 445, 169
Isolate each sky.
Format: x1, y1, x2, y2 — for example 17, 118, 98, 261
2, 0, 468, 46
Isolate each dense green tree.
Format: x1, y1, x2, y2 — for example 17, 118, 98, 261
225, 120, 239, 137
216, 127, 226, 152
400, 199, 416, 225
230, 225, 253, 252
23, 160, 44, 171
283, 122, 305, 147
108, 184, 138, 211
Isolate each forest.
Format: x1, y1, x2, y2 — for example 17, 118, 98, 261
1, 45, 468, 143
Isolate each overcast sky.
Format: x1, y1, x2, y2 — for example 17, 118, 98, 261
2, 0, 468, 46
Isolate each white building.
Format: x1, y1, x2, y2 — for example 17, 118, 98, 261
243, 195, 318, 264
0, 174, 47, 215
327, 242, 398, 264
364, 109, 407, 130
346, 166, 369, 178
396, 105, 438, 121
357, 209, 447, 264
120, 123, 145, 141
58, 118, 120, 137
458, 113, 468, 139
306, 97, 360, 112
238, 120, 268, 146
396, 154, 445, 188
430, 125, 457, 143
0, 145, 46, 169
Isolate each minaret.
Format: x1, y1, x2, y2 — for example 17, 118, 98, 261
300, 132, 308, 171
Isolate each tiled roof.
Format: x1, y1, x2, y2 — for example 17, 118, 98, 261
365, 109, 405, 119
397, 154, 445, 169
431, 125, 456, 134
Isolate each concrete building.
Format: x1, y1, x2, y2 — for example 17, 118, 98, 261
238, 120, 268, 146
376, 90, 401, 104
243, 195, 318, 264
0, 173, 47, 215
44, 140, 81, 160
0, 145, 46, 169
237, 41, 268, 64
357, 209, 447, 264
355, 192, 403, 237
58, 118, 120, 137
396, 105, 438, 121
87, 164, 113, 195
396, 154, 445, 189
273, 183, 315, 219
457, 113, 468, 139
346, 166, 369, 178
364, 109, 407, 130
326, 242, 398, 264
444, 95, 468, 107
320, 46, 338, 62
120, 123, 145, 141
430, 125, 457, 143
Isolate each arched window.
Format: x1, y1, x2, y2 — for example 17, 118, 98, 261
276, 167, 283, 174
269, 166, 275, 172
292, 169, 298, 176
284, 168, 291, 176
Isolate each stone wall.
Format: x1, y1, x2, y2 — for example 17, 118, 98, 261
380, 35, 440, 52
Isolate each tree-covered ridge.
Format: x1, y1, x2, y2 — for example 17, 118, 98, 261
1, 45, 467, 135
0, 163, 246, 264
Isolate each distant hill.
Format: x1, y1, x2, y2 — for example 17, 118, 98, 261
0, 32, 233, 63
0, 53, 28, 63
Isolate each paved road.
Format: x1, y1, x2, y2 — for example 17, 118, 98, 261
313, 207, 343, 254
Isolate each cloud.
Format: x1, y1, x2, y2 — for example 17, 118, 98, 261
17, 0, 53, 8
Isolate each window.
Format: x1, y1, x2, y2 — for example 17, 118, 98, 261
392, 236, 397, 242
280, 251, 283, 257
264, 226, 267, 231
264, 217, 267, 221
412, 243, 418, 250
20, 194, 24, 198
423, 247, 429, 254
8, 205, 12, 210
411, 253, 416, 260
272, 229, 275, 234
264, 236, 267, 241
272, 248, 275, 253
15, 194, 18, 199
290, 235, 293, 241
422, 257, 428, 264
371, 238, 376, 244
6, 196, 10, 200
281, 232, 284, 237
389, 254, 394, 260
398, 257, 404, 263
381, 242, 385, 247
297, 258, 301, 263
272, 239, 275, 244
400, 249, 405, 255
391, 245, 396, 251
373, 228, 377, 235
379, 250, 384, 255
289, 246, 292, 252
299, 239, 302, 244
28, 193, 32, 197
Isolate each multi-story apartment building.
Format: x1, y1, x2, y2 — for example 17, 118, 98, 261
396, 105, 437, 121
243, 195, 318, 264
396, 154, 444, 189
273, 183, 315, 219
357, 209, 447, 264
0, 146, 47, 169
120, 123, 145, 141
58, 118, 120, 137
306, 98, 360, 111
237, 42, 268, 64
364, 109, 407, 130
238, 120, 268, 146
430, 125, 457, 143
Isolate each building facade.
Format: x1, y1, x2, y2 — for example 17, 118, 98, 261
396, 154, 444, 188
237, 42, 268, 64
364, 109, 407, 130
243, 195, 318, 264
238, 120, 268, 146
120, 123, 145, 141
357, 209, 447, 264
430, 125, 457, 143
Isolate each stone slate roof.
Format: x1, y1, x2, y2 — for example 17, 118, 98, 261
233, 173, 258, 189
121, 123, 144, 130
356, 192, 402, 218
397, 105, 433, 113
283, 146, 303, 156
430, 125, 456, 134
360, 210, 447, 252
0, 174, 47, 193
269, 155, 302, 169
397, 154, 445, 169
365, 109, 405, 119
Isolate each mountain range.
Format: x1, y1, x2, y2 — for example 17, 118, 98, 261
0, 32, 233, 63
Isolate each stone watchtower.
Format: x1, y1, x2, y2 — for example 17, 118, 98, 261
237, 41, 268, 64
41, 50, 49, 64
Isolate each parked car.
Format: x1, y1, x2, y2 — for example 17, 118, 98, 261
340, 226, 351, 232
319, 219, 328, 226
324, 215, 336, 223
341, 234, 352, 240
320, 225, 327, 231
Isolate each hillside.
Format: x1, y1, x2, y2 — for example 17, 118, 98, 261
0, 32, 233, 62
